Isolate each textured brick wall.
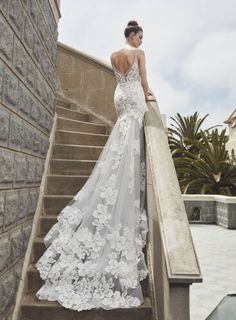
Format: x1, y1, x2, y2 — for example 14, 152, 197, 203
184, 200, 216, 223
0, 0, 59, 318
184, 199, 236, 228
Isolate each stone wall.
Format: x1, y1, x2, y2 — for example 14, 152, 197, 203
184, 200, 216, 223
0, 0, 60, 318
183, 195, 236, 229
57, 42, 117, 124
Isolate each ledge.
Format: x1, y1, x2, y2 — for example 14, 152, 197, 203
182, 194, 236, 204
144, 100, 202, 284
57, 42, 113, 74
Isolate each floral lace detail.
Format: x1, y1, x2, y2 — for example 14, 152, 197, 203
100, 174, 118, 205
35, 51, 149, 311
112, 55, 148, 126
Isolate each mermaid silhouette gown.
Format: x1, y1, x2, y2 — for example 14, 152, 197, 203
35, 51, 149, 311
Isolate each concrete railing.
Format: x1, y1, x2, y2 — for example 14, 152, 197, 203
57, 42, 117, 124
144, 100, 203, 320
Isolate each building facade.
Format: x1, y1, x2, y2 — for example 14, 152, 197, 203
0, 1, 60, 318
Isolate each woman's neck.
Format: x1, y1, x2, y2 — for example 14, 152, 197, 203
124, 43, 136, 49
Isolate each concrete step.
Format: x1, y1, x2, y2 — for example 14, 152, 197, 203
47, 175, 88, 195
39, 215, 57, 236
55, 130, 109, 146
43, 195, 73, 215
33, 237, 45, 263
21, 294, 152, 320
27, 264, 44, 294
57, 117, 107, 134
52, 144, 103, 160
27, 263, 149, 297
55, 97, 72, 109
50, 159, 96, 175
56, 106, 89, 122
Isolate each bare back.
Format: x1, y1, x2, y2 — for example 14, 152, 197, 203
110, 48, 148, 98
110, 49, 138, 75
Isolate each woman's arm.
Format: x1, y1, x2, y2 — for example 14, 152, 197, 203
138, 49, 149, 100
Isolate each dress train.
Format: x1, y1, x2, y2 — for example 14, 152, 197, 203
35, 52, 149, 311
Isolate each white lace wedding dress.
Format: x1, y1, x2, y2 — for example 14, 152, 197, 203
35, 50, 149, 311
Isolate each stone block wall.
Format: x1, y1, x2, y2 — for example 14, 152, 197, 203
184, 198, 236, 229
216, 202, 236, 229
0, 0, 60, 318
184, 200, 216, 224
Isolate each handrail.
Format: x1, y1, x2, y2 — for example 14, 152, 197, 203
144, 99, 202, 320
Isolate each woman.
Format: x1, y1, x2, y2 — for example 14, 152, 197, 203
35, 20, 156, 311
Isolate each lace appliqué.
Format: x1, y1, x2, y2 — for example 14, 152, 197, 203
35, 52, 149, 312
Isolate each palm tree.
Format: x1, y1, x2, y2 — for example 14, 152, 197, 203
174, 128, 236, 195
168, 111, 220, 157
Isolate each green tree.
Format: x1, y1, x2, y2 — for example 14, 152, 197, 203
168, 112, 236, 195
168, 111, 220, 156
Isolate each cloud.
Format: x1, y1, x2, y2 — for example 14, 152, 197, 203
182, 31, 236, 93
154, 76, 190, 114
58, 0, 236, 128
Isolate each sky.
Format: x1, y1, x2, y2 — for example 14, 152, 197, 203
58, 0, 236, 130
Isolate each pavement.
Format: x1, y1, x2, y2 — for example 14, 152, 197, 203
189, 224, 236, 320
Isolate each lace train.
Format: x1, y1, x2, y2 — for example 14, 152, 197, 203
35, 51, 149, 311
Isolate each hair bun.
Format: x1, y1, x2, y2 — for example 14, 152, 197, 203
127, 20, 139, 27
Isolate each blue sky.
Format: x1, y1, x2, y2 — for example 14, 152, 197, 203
58, 0, 236, 130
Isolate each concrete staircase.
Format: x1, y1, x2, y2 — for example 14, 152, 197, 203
20, 104, 153, 320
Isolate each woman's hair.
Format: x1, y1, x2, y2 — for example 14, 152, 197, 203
124, 20, 143, 38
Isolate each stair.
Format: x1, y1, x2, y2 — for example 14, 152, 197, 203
50, 159, 96, 175
55, 106, 89, 121
55, 130, 109, 146
52, 144, 103, 160
20, 104, 153, 319
43, 195, 73, 215
47, 174, 89, 195
21, 294, 151, 320
57, 116, 107, 134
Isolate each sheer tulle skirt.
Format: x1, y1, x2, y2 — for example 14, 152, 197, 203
35, 109, 149, 311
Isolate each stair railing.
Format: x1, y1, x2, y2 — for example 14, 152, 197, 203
144, 99, 202, 320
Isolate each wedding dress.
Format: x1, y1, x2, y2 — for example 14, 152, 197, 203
35, 49, 149, 311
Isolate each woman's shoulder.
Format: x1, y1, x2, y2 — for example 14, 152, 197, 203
110, 48, 144, 59
135, 48, 145, 56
